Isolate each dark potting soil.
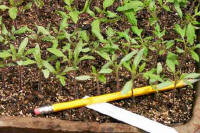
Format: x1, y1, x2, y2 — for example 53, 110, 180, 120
0, 0, 199, 125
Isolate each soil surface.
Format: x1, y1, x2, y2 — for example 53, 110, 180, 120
0, 0, 199, 126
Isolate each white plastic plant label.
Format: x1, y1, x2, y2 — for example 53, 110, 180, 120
86, 98, 178, 133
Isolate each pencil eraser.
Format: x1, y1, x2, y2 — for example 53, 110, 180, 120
34, 108, 40, 115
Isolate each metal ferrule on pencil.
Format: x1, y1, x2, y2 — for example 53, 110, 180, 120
34, 105, 53, 115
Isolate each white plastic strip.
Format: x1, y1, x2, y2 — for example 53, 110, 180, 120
86, 98, 178, 133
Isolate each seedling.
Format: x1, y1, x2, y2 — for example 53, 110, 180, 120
0, 50, 12, 89
75, 65, 112, 95
9, 37, 35, 89
175, 23, 199, 62
97, 49, 137, 91
121, 48, 145, 98
91, 65, 112, 95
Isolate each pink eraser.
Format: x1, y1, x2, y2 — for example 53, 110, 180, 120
34, 108, 40, 115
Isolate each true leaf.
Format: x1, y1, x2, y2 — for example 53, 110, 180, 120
121, 80, 133, 95
96, 51, 111, 61
9, 7, 18, 20
91, 19, 106, 43
186, 23, 196, 45
0, 5, 9, 11
42, 69, 50, 78
69, 10, 79, 24
103, 0, 115, 9
190, 50, 199, 62
117, 1, 144, 12
36, 25, 50, 35
131, 26, 143, 37
0, 51, 11, 59
43, 61, 55, 73
157, 62, 162, 74
174, 2, 182, 18
47, 48, 65, 57
133, 48, 144, 68
76, 75, 92, 81
174, 24, 185, 40
17, 59, 35, 66
18, 37, 28, 56
120, 50, 137, 65
99, 68, 113, 74
15, 26, 33, 34
166, 52, 179, 73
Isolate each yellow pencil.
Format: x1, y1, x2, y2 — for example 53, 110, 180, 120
34, 79, 198, 115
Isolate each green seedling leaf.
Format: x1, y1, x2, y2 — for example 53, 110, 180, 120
139, 62, 146, 73
156, 81, 172, 90
17, 59, 35, 66
80, 30, 89, 42
91, 66, 97, 74
117, 1, 144, 12
174, 24, 185, 40
69, 10, 79, 24
47, 48, 65, 57
193, 44, 200, 50
99, 68, 113, 74
0, 36, 4, 42
181, 73, 200, 79
15, 26, 33, 34
76, 75, 92, 81
121, 80, 133, 95
131, 26, 143, 37
99, 75, 106, 83
0, 51, 11, 59
190, 50, 199, 62
166, 52, 179, 73
9, 7, 18, 20
0, 16, 2, 25
157, 62, 162, 74
106, 11, 118, 18
154, 23, 165, 38
57, 75, 66, 86
91, 19, 106, 43
174, 2, 182, 18
23, 2, 32, 11
36, 25, 50, 35
2, 24, 8, 35
186, 23, 196, 45
10, 44, 17, 61
125, 11, 137, 26
133, 48, 144, 68
0, 5, 9, 11
63, 66, 76, 73
33, 44, 43, 69
34, 0, 44, 8
96, 51, 111, 61
120, 50, 137, 65
106, 27, 115, 37
176, 46, 184, 53
43, 61, 55, 73
79, 55, 95, 62
165, 40, 174, 49
103, 0, 115, 9
123, 61, 131, 72
149, 0, 156, 12
60, 18, 68, 30
18, 37, 28, 56
64, 0, 73, 6
42, 69, 50, 78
